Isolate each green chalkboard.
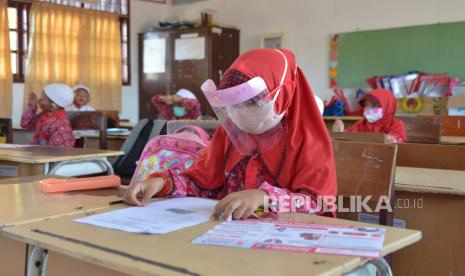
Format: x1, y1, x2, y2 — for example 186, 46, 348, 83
334, 21, 465, 88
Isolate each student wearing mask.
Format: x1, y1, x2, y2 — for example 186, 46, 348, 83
125, 48, 337, 220
332, 89, 406, 143
151, 89, 201, 120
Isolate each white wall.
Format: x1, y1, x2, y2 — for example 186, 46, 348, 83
11, 0, 168, 127
121, 0, 168, 124
167, 0, 465, 102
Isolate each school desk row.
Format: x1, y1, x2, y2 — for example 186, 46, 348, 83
0, 176, 421, 276
0, 145, 123, 178
324, 115, 465, 144
1, 166, 463, 275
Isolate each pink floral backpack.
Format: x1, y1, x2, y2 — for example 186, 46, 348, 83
129, 125, 211, 185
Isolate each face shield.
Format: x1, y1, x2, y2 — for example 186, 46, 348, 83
201, 77, 284, 154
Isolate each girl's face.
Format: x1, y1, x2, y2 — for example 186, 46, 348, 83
363, 98, 381, 109
362, 97, 383, 123
38, 91, 55, 112
74, 89, 90, 106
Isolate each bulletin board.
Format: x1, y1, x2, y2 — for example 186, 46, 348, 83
329, 21, 465, 88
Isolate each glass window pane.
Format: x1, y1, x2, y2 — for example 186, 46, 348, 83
121, 21, 128, 41
11, 53, 17, 74
121, 42, 128, 58
122, 64, 128, 83
23, 33, 28, 51
9, 31, 18, 51
121, 0, 128, 15
8, 7, 17, 29
23, 54, 28, 73
22, 7, 28, 31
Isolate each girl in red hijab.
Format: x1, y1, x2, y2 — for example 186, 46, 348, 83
332, 89, 407, 143
125, 49, 337, 219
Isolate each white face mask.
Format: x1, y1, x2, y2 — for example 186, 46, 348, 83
228, 99, 284, 134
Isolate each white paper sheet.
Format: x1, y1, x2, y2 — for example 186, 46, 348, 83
143, 38, 166, 74
175, 37, 205, 61
74, 198, 216, 234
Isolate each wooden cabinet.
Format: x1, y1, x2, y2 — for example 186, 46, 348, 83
138, 27, 240, 119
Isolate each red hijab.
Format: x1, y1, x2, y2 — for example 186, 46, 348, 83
184, 49, 337, 201
347, 89, 407, 141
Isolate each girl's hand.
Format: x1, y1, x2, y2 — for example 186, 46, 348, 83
385, 135, 397, 144
213, 190, 267, 220
173, 95, 184, 104
28, 92, 37, 108
124, 177, 165, 207
332, 119, 345, 132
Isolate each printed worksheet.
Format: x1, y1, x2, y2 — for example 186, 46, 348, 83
75, 198, 217, 234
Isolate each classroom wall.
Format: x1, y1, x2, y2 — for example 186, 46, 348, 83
11, 0, 168, 127
120, 0, 168, 124
167, 0, 465, 102
11, 0, 465, 126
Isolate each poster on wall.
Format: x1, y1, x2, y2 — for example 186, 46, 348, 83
143, 38, 166, 74
175, 37, 206, 61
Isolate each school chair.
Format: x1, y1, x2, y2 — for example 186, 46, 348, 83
67, 111, 108, 150
0, 118, 13, 143
332, 140, 398, 226
166, 119, 220, 136
112, 119, 167, 184
397, 116, 442, 144
97, 110, 120, 128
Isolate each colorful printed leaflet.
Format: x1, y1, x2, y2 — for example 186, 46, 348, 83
193, 220, 385, 258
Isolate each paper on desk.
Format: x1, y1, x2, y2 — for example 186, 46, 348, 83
74, 197, 216, 234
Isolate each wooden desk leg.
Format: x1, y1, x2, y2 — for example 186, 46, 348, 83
0, 236, 27, 275
46, 251, 130, 276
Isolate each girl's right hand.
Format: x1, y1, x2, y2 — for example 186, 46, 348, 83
28, 92, 37, 108
124, 177, 165, 207
332, 119, 345, 132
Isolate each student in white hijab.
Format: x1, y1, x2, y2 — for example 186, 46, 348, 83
66, 85, 96, 111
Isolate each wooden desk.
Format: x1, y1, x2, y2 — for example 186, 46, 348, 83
323, 116, 362, 130
440, 135, 465, 145
3, 208, 421, 276
0, 177, 124, 276
0, 145, 123, 178
396, 166, 465, 196
397, 143, 465, 170
330, 132, 386, 143
392, 166, 465, 275
74, 130, 130, 151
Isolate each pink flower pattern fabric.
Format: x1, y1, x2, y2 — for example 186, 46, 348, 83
158, 155, 322, 215
21, 105, 75, 147
151, 95, 201, 120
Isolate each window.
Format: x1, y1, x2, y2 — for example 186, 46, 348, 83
7, 0, 131, 85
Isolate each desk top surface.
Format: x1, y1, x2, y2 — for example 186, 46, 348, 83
0, 179, 124, 227
396, 166, 465, 196
441, 136, 465, 145
3, 207, 421, 276
0, 145, 124, 163
324, 116, 363, 121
